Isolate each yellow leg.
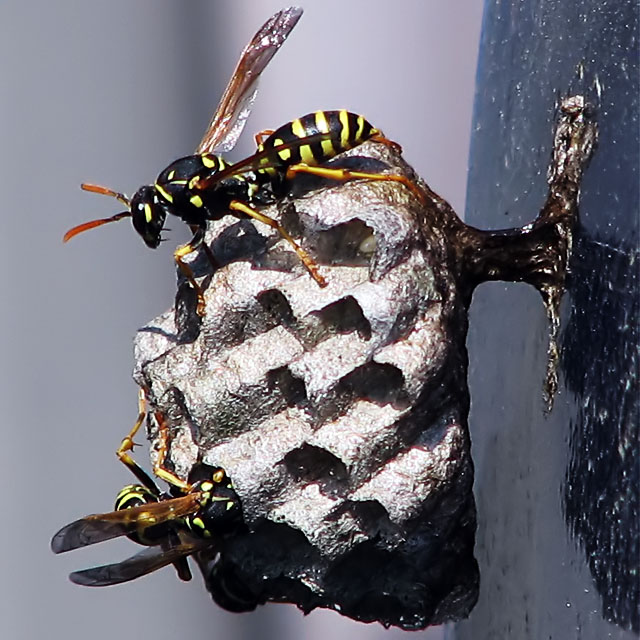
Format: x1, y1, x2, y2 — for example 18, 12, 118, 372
285, 163, 425, 204
229, 200, 327, 287
117, 389, 192, 493
150, 411, 192, 492
116, 388, 147, 471
115, 389, 165, 495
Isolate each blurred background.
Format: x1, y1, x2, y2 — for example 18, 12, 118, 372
0, 1, 483, 639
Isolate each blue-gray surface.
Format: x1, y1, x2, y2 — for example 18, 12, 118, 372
0, 2, 481, 639
458, 0, 638, 638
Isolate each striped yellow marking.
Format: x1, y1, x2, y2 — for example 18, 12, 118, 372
155, 183, 173, 203
191, 516, 205, 530
274, 137, 291, 162
322, 139, 334, 157
355, 115, 365, 142
190, 194, 203, 208
316, 112, 334, 157
117, 485, 138, 500
118, 488, 148, 503
167, 170, 175, 180
299, 143, 315, 164
144, 203, 153, 222
201, 154, 217, 169
321, 138, 334, 157
339, 110, 350, 149
291, 118, 306, 138
315, 111, 330, 133
170, 179, 187, 186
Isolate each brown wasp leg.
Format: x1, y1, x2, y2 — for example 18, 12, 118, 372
174, 228, 207, 315
254, 129, 275, 146
116, 388, 146, 465
229, 200, 328, 287
370, 132, 404, 154
285, 163, 426, 204
117, 390, 192, 492
151, 411, 192, 493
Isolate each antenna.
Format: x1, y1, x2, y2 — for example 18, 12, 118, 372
63, 184, 132, 243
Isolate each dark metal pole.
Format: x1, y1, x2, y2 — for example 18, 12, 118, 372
457, 1, 639, 638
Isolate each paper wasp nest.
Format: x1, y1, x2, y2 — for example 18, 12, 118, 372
133, 97, 594, 629
133, 142, 476, 628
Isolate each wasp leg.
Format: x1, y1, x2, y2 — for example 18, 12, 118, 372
114, 394, 193, 582
229, 200, 327, 287
117, 391, 193, 492
285, 163, 425, 204
150, 411, 192, 493
188, 224, 218, 272
174, 228, 207, 316
115, 389, 162, 493
370, 132, 404, 154
254, 129, 275, 146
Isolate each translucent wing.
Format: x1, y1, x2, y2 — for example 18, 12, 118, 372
68, 538, 211, 587
51, 492, 203, 553
196, 6, 303, 154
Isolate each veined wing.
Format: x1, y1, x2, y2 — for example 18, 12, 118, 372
196, 6, 303, 154
68, 538, 212, 586
51, 492, 203, 553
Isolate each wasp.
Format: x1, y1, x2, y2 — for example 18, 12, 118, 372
64, 6, 423, 313
52, 400, 242, 586
51, 460, 242, 586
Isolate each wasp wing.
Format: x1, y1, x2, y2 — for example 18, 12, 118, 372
68, 538, 211, 587
196, 6, 303, 155
51, 492, 203, 553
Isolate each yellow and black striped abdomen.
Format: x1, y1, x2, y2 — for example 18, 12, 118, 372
114, 484, 168, 547
114, 484, 157, 512
257, 110, 380, 177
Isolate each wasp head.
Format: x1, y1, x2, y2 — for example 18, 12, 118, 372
131, 186, 166, 249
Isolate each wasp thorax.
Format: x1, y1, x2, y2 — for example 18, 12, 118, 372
131, 185, 166, 249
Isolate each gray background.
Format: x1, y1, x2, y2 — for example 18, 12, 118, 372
0, 2, 482, 639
